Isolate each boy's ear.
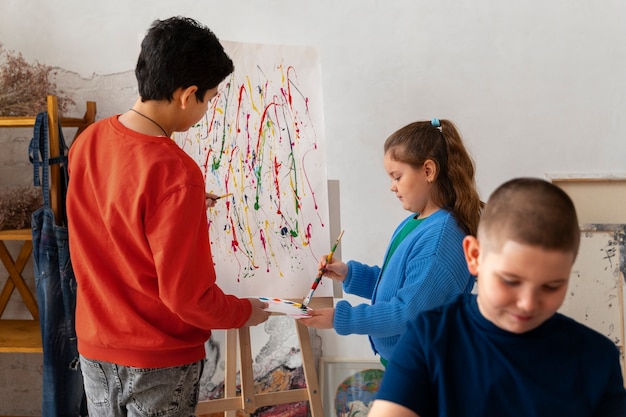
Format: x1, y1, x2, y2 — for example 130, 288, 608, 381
463, 235, 480, 275
178, 86, 199, 109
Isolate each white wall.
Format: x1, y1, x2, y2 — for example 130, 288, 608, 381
2, 0, 626, 359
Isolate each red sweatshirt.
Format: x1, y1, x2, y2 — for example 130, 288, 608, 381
67, 115, 251, 368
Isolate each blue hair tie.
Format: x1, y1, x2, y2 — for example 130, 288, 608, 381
431, 118, 441, 128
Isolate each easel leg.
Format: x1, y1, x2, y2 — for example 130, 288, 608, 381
238, 327, 257, 414
295, 321, 324, 417
224, 329, 238, 417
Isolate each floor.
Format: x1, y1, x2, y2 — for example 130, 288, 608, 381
0, 352, 42, 416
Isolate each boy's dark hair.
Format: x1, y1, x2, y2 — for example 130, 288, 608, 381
478, 177, 580, 258
135, 16, 234, 103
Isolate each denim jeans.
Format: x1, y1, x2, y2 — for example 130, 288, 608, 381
33, 205, 87, 417
30, 109, 85, 416
79, 356, 204, 417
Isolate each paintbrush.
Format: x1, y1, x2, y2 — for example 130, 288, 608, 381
209, 193, 233, 201
302, 229, 345, 307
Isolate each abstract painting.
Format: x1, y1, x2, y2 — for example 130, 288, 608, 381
174, 41, 331, 298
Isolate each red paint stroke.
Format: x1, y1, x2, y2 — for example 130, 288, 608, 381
273, 155, 282, 215
304, 223, 313, 245
228, 215, 240, 254
202, 146, 214, 179
236, 84, 247, 133
258, 101, 278, 155
286, 65, 296, 107
258, 228, 270, 273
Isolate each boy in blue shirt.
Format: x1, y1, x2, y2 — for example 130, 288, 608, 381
369, 177, 626, 417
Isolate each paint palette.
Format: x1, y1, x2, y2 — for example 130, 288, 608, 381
258, 297, 312, 318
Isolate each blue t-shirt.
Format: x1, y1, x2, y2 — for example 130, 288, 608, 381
376, 294, 626, 417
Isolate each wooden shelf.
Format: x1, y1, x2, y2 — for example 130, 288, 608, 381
0, 229, 33, 241
0, 101, 96, 131
0, 320, 42, 353
0, 115, 89, 128
0, 97, 96, 355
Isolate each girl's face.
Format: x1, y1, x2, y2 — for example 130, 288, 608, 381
384, 152, 437, 217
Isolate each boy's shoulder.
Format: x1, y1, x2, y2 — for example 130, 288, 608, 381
406, 294, 475, 344
550, 312, 621, 351
416, 293, 471, 324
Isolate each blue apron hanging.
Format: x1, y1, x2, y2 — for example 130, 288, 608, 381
30, 112, 87, 417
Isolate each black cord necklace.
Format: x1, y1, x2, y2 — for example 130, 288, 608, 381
129, 108, 170, 137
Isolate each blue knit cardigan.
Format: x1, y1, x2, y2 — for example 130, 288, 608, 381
333, 209, 474, 360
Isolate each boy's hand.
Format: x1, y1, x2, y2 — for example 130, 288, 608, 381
243, 298, 270, 326
205, 193, 218, 208
299, 307, 335, 329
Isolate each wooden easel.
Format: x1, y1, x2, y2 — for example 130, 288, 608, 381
197, 180, 342, 416
196, 297, 332, 417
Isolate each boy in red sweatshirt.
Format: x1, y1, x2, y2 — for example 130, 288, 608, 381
67, 16, 269, 416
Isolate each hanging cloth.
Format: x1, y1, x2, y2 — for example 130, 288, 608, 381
30, 112, 87, 417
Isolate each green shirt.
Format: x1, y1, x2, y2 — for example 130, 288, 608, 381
384, 216, 425, 269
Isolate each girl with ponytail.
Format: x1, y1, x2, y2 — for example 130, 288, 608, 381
301, 118, 483, 366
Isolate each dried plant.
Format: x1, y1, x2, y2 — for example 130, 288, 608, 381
0, 43, 74, 117
0, 185, 43, 230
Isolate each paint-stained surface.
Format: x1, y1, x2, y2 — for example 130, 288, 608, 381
175, 41, 331, 298
559, 224, 626, 378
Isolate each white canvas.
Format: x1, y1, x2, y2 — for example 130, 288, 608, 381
174, 41, 332, 299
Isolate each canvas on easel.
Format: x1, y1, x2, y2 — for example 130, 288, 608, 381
174, 40, 332, 300
175, 41, 335, 416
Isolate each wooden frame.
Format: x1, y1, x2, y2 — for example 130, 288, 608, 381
546, 174, 626, 224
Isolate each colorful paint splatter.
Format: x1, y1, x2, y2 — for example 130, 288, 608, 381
174, 41, 331, 298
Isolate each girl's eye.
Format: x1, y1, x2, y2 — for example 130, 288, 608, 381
543, 284, 562, 292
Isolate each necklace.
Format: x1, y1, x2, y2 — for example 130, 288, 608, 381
129, 108, 170, 137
